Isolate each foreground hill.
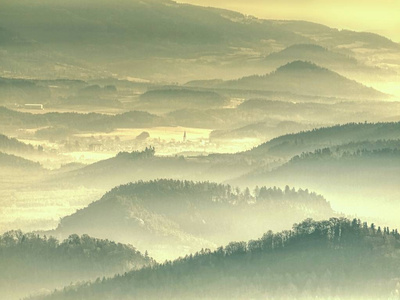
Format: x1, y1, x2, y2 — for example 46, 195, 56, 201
51, 179, 334, 260
33, 218, 400, 299
0, 231, 152, 300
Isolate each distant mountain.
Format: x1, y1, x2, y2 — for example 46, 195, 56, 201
51, 179, 334, 261
265, 44, 358, 66
0, 0, 398, 81
32, 218, 400, 300
254, 44, 396, 78
0, 231, 152, 300
208, 61, 387, 99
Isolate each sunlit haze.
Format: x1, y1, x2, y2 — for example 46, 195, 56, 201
0, 1, 400, 299
178, 0, 400, 42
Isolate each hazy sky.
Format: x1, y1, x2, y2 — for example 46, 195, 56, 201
177, 0, 400, 42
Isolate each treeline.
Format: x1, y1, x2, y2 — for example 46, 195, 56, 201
0, 133, 35, 153
0, 107, 164, 133
251, 121, 400, 156
33, 218, 400, 300
55, 179, 333, 261
139, 88, 227, 108
291, 145, 400, 163
0, 152, 41, 169
116, 147, 155, 160
104, 179, 329, 208
0, 231, 152, 300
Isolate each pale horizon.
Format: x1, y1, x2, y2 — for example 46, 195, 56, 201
177, 0, 400, 43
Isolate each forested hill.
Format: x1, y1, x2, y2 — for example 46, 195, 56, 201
0, 107, 164, 132
1, 0, 398, 81
33, 218, 400, 300
216, 61, 387, 99
0, 133, 36, 153
0, 152, 41, 169
139, 88, 228, 110
0, 231, 152, 300
247, 122, 400, 158
53, 179, 334, 261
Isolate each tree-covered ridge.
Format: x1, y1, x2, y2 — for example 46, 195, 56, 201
249, 121, 400, 157
100, 179, 330, 209
116, 147, 156, 160
0, 152, 41, 169
204, 61, 387, 100
0, 231, 152, 300
290, 143, 400, 163
0, 133, 35, 153
0, 107, 164, 132
55, 179, 333, 261
139, 88, 228, 109
34, 218, 400, 300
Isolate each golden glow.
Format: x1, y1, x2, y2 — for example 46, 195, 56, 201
178, 0, 400, 42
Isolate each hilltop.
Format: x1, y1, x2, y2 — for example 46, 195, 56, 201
51, 179, 334, 260
191, 61, 387, 100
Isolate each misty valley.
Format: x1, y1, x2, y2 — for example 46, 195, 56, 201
1, 0, 400, 299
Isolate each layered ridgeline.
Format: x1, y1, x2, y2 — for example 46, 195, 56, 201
0, 107, 165, 133
137, 88, 228, 112
51, 179, 334, 260
252, 44, 396, 79
0, 133, 36, 154
238, 145, 400, 217
0, 152, 41, 170
247, 121, 400, 159
0, 0, 398, 82
53, 147, 263, 189
50, 122, 400, 190
187, 61, 387, 100
0, 231, 152, 300
33, 218, 400, 300
232, 125, 400, 226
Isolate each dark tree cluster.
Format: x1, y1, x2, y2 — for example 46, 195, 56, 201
116, 147, 156, 160
0, 231, 152, 299
33, 218, 400, 300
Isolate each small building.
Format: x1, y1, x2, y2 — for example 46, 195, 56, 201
24, 104, 44, 110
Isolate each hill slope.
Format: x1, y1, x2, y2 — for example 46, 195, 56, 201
33, 218, 400, 300
52, 179, 334, 260
235, 146, 400, 225
0, 231, 152, 300
216, 61, 387, 99
248, 121, 400, 158
0, 0, 398, 81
